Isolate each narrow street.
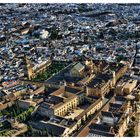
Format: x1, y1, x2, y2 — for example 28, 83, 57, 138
135, 107, 140, 136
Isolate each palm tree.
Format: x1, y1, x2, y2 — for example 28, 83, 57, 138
13, 108, 17, 117
49, 128, 54, 137
28, 125, 33, 136
45, 127, 50, 137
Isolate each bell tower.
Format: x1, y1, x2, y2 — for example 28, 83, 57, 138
25, 56, 33, 80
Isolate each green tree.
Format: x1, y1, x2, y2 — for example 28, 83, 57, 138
131, 116, 136, 122
128, 130, 135, 137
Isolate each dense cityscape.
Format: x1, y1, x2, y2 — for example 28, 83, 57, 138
0, 3, 140, 137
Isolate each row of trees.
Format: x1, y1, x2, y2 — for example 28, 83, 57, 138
34, 62, 68, 81
125, 116, 136, 137
23, 126, 54, 137
15, 107, 34, 123
1, 102, 23, 118
0, 129, 17, 137
0, 128, 16, 137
